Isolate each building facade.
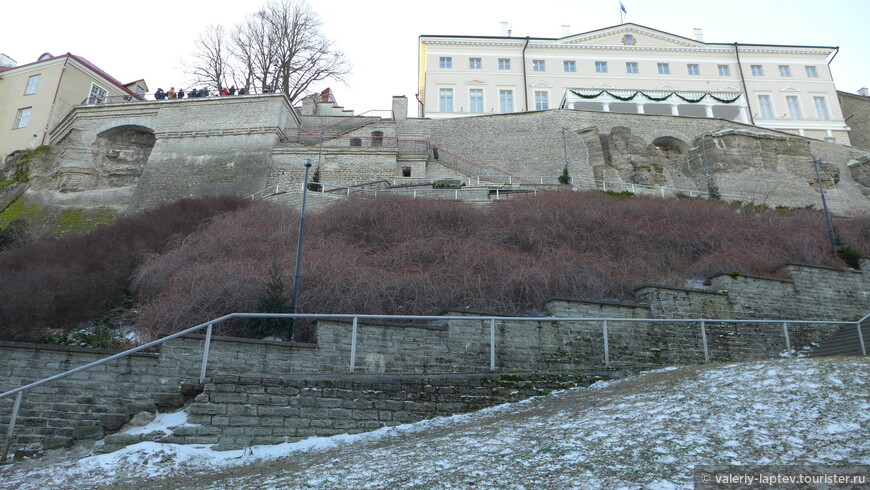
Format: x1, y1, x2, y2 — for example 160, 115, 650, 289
0, 53, 145, 160
418, 23, 850, 144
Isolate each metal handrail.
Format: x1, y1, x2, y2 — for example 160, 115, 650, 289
2, 312, 865, 461
470, 174, 747, 199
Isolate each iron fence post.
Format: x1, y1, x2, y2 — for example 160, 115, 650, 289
858, 321, 867, 356
490, 318, 496, 370
701, 321, 709, 363
603, 320, 610, 367
782, 322, 792, 355
350, 316, 358, 373
199, 323, 213, 384
1, 392, 22, 462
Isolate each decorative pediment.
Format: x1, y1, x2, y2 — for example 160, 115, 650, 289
530, 81, 553, 88
718, 85, 740, 92
781, 86, 801, 92
465, 79, 487, 85
594, 83, 616, 89
559, 23, 703, 48
656, 84, 678, 90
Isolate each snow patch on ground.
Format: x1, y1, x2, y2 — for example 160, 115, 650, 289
2, 357, 867, 489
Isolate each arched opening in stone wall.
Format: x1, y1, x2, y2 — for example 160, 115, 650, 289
371, 131, 384, 147
57, 125, 156, 192
652, 136, 689, 159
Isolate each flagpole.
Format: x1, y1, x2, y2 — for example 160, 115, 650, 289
620, 1, 624, 24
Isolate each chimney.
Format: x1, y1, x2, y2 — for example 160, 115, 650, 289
859, 87, 870, 97
500, 22, 510, 37
561, 25, 571, 37
693, 28, 704, 42
0, 53, 16, 68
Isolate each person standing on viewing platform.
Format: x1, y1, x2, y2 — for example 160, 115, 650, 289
167, 87, 176, 99
177, 88, 185, 99
154, 88, 165, 100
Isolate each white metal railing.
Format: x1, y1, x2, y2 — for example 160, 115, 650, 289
245, 181, 538, 201
470, 174, 746, 199
1, 312, 866, 461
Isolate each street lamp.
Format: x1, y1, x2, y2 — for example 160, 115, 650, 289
289, 159, 313, 339
812, 156, 838, 254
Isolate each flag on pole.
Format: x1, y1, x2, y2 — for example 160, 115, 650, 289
620, 1, 627, 13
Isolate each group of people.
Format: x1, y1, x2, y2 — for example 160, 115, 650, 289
153, 85, 247, 100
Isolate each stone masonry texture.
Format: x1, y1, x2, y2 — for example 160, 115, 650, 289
1, 261, 868, 454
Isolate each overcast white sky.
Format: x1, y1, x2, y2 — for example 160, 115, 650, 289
3, 0, 868, 116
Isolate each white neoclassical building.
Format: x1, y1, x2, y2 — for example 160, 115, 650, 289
418, 23, 850, 144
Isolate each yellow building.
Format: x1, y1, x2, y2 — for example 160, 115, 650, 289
0, 52, 146, 160
419, 23, 850, 144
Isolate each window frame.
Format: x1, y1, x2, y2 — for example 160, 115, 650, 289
595, 61, 608, 73
439, 57, 452, 69
785, 95, 803, 119
439, 87, 454, 113
778, 65, 792, 77
813, 95, 830, 120
534, 90, 549, 111
498, 89, 514, 113
657, 63, 670, 75
532, 60, 545, 72
13, 107, 33, 129
24, 74, 41, 95
751, 65, 764, 76
626, 62, 639, 74
805, 66, 818, 78
469, 58, 481, 69
469, 88, 484, 113
757, 94, 774, 119
563, 60, 576, 72
498, 58, 511, 70
717, 64, 731, 76
687, 64, 700, 75
87, 83, 108, 104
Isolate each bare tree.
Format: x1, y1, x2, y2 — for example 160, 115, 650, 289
188, 0, 351, 101
187, 24, 231, 92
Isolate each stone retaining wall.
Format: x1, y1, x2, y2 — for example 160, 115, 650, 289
1, 261, 867, 455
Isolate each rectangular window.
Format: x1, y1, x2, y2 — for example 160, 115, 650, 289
498, 58, 511, 70
779, 65, 791, 77
469, 89, 484, 113
24, 74, 41, 95
533, 60, 545, 71
13, 107, 32, 129
534, 91, 549, 110
813, 96, 830, 120
751, 65, 764, 76
439, 57, 452, 68
439, 88, 454, 112
626, 62, 639, 74
595, 61, 607, 73
87, 83, 108, 104
757, 95, 774, 119
805, 66, 818, 78
718, 64, 731, 76
469, 58, 481, 69
687, 64, 700, 75
499, 89, 514, 113
786, 95, 802, 119
657, 63, 670, 74
563, 61, 576, 72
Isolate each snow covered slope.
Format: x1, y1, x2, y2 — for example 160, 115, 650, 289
2, 357, 867, 489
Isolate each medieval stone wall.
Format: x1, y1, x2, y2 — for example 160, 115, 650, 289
838, 91, 870, 151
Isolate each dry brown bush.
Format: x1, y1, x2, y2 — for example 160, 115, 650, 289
131, 191, 866, 339
0, 196, 249, 342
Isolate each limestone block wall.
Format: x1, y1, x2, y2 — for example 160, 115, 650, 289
838, 91, 870, 150
269, 146, 398, 186
2, 263, 868, 454
163, 372, 607, 450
